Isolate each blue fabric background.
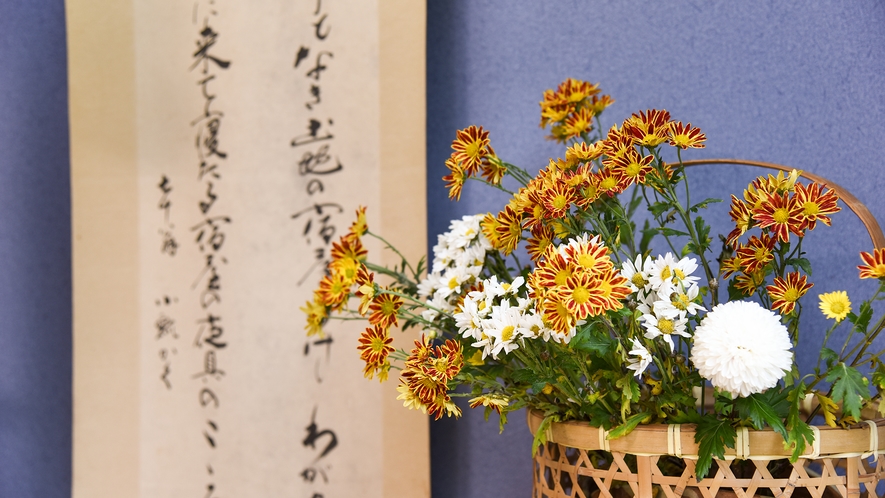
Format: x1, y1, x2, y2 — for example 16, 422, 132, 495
0, 0, 72, 496
427, 1, 885, 497
0, 0, 884, 496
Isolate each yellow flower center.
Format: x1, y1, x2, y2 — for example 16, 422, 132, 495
773, 208, 790, 224
502, 283, 511, 291
465, 140, 482, 159
555, 268, 572, 286
672, 134, 690, 148
380, 299, 396, 315
803, 201, 820, 217
572, 286, 590, 305
631, 273, 648, 288
657, 318, 675, 335
660, 266, 671, 281
501, 325, 515, 343
448, 277, 459, 290
577, 253, 597, 270
552, 194, 569, 210
370, 336, 387, 353
478, 300, 486, 311
672, 268, 686, 283
830, 302, 845, 314
784, 288, 800, 302
625, 161, 642, 177
672, 293, 690, 310
754, 247, 769, 262
600, 176, 618, 191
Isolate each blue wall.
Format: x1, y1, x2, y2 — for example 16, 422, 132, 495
427, 1, 885, 497
0, 1, 72, 497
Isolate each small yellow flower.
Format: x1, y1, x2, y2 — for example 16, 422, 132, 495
819, 291, 851, 322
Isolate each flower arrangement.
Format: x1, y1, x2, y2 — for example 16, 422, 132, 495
302, 78, 885, 478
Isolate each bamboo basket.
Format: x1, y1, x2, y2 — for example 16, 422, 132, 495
529, 160, 885, 498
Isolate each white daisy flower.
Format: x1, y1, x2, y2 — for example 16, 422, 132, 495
453, 296, 485, 339
436, 265, 472, 300
653, 284, 706, 319
641, 313, 689, 351
690, 300, 793, 398
621, 254, 653, 293
484, 303, 527, 358
417, 271, 443, 300
648, 253, 700, 294
486, 275, 525, 298
627, 339, 653, 377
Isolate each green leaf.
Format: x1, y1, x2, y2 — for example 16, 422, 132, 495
648, 201, 672, 218
694, 415, 736, 480
785, 257, 812, 276
826, 363, 869, 419
848, 300, 874, 334
785, 383, 815, 461
656, 227, 689, 237
734, 391, 788, 440
608, 411, 649, 440
570, 326, 613, 355
689, 198, 723, 213
872, 362, 885, 390
819, 348, 838, 370
532, 414, 555, 456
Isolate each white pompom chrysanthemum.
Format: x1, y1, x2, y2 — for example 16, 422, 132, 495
690, 300, 793, 397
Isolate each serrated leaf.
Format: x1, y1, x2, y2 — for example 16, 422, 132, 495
532, 414, 555, 456
570, 327, 613, 355
785, 383, 815, 461
826, 363, 868, 419
689, 197, 723, 213
608, 411, 649, 440
785, 257, 812, 276
820, 348, 838, 370
815, 392, 839, 428
656, 227, 689, 237
734, 391, 787, 440
649, 201, 672, 218
694, 415, 736, 480
873, 363, 885, 390
849, 301, 874, 334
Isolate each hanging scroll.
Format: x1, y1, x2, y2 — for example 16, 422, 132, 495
68, 0, 428, 496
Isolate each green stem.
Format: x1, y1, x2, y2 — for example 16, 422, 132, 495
366, 230, 420, 279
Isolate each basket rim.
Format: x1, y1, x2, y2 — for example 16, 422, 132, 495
527, 409, 885, 460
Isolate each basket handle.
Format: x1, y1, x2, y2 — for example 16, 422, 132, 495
677, 158, 885, 249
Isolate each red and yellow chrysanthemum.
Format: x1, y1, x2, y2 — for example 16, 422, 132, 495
367, 290, 403, 329
858, 248, 885, 279
794, 182, 840, 231
357, 325, 394, 381
604, 148, 654, 186
349, 205, 368, 237
766, 272, 813, 315
493, 205, 523, 256
726, 195, 753, 247
354, 264, 376, 315
667, 121, 706, 149
735, 233, 775, 274
526, 224, 555, 262
443, 156, 467, 201
734, 270, 766, 296
450, 125, 492, 175
398, 336, 464, 420
623, 109, 672, 147
752, 191, 804, 243
317, 272, 351, 310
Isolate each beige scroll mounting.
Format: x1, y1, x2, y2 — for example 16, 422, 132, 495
67, 0, 428, 496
